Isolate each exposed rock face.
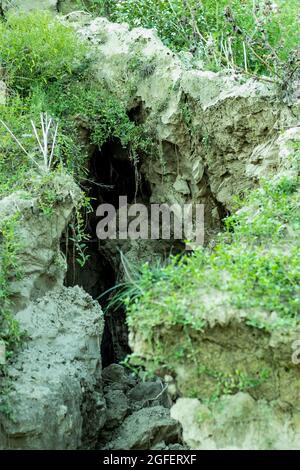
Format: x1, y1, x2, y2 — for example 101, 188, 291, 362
68, 18, 300, 448
171, 393, 300, 450
99, 364, 181, 450
0, 10, 299, 450
0, 173, 106, 449
73, 15, 299, 241
0, 287, 105, 450
129, 128, 300, 449
0, 173, 81, 313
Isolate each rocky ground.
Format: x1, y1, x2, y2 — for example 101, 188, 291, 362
0, 3, 300, 450
98, 364, 185, 450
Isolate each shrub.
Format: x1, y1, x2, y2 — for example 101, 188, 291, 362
43, 80, 142, 149
125, 169, 300, 332
110, 161, 300, 397
90, 0, 300, 78
0, 11, 86, 92
0, 10, 147, 192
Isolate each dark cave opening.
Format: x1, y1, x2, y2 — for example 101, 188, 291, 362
63, 138, 151, 367
127, 101, 148, 125
62, 135, 186, 370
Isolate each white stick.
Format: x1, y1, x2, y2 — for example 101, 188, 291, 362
243, 41, 248, 73
31, 119, 44, 156
40, 113, 46, 150
49, 122, 58, 171
0, 119, 41, 170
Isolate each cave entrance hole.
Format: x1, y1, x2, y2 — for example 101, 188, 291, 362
63, 138, 151, 367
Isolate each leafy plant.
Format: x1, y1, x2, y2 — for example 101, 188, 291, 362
0, 11, 86, 92
0, 113, 58, 173
198, 367, 271, 404
68, 200, 93, 268
85, 0, 300, 79
110, 150, 300, 397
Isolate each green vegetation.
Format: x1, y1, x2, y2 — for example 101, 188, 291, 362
124, 166, 300, 333
0, 10, 147, 198
0, 11, 86, 93
79, 0, 300, 78
197, 367, 271, 404
0, 11, 147, 378
0, 2, 299, 407
111, 154, 300, 396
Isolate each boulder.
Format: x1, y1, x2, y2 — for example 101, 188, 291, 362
102, 363, 136, 392
171, 393, 300, 450
103, 406, 181, 450
104, 390, 129, 429
0, 172, 81, 313
128, 381, 170, 410
0, 286, 105, 449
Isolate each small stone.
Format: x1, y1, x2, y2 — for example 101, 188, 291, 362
102, 364, 136, 391
128, 381, 169, 410
104, 390, 129, 429
103, 406, 181, 450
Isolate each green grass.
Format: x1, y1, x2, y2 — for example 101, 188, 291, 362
0, 11, 86, 93
124, 169, 300, 335
0, 11, 148, 380
0, 10, 149, 196
106, 151, 300, 392
80, 0, 300, 78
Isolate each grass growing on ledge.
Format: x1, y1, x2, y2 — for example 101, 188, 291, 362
115, 153, 300, 391
123, 168, 300, 336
